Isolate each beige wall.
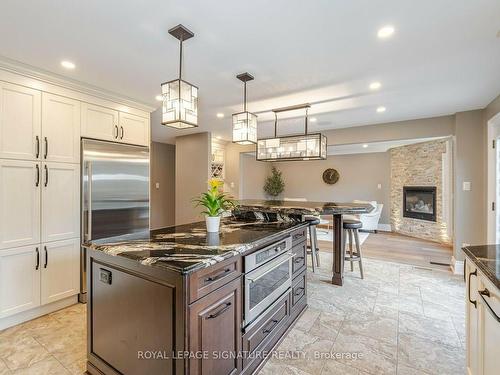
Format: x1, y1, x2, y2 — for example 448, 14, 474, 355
240, 152, 391, 224
175, 132, 210, 225
150, 142, 175, 229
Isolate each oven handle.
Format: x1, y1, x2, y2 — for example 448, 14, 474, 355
246, 253, 295, 283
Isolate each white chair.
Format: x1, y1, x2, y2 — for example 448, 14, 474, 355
346, 200, 383, 233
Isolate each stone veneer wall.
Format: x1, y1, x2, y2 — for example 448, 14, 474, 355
390, 139, 451, 244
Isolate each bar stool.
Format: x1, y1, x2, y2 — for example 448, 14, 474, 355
343, 219, 364, 279
304, 216, 321, 272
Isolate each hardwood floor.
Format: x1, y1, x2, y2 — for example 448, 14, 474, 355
318, 231, 453, 271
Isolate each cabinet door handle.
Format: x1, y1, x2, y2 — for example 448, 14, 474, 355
114, 125, 118, 139
120, 126, 124, 139
35, 136, 40, 158
35, 164, 40, 187
468, 270, 477, 308
294, 286, 305, 296
44, 165, 48, 187
44, 246, 48, 268
206, 302, 232, 319
205, 268, 231, 283
43, 137, 48, 159
262, 319, 279, 335
35, 247, 39, 270
479, 289, 500, 322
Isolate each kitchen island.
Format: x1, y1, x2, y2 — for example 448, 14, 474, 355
236, 199, 374, 285
83, 217, 309, 375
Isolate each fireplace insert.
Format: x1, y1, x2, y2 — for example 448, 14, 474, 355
403, 186, 436, 222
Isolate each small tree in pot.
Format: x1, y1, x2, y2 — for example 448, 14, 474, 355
263, 166, 285, 198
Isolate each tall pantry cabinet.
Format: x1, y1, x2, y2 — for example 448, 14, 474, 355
0, 83, 80, 319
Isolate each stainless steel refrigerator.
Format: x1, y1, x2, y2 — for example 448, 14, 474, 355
79, 139, 149, 303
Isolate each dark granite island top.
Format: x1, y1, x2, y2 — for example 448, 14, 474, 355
463, 245, 500, 289
236, 199, 375, 216
83, 217, 308, 275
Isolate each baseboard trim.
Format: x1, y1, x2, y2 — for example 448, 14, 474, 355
451, 256, 464, 275
0, 295, 78, 330
377, 224, 392, 232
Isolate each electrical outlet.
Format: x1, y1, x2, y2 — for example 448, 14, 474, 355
377, 183, 382, 189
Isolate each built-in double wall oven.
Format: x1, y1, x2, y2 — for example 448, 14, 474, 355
243, 236, 293, 326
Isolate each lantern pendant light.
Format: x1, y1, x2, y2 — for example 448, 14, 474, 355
161, 24, 198, 129
256, 103, 327, 161
232, 72, 258, 144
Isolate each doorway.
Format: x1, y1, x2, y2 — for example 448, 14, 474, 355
487, 112, 500, 243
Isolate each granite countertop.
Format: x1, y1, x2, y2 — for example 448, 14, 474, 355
463, 245, 500, 289
83, 218, 308, 275
236, 199, 375, 216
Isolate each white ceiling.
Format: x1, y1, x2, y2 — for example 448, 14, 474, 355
1, 0, 499, 144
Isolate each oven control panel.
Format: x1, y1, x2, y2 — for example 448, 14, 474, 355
245, 236, 292, 273
256, 241, 287, 265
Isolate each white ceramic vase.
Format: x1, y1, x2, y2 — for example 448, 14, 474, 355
206, 216, 221, 233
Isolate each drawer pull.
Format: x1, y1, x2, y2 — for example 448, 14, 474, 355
468, 270, 477, 308
207, 302, 232, 319
205, 268, 231, 283
294, 287, 305, 296
294, 256, 304, 264
293, 232, 305, 240
262, 319, 279, 335
479, 289, 500, 322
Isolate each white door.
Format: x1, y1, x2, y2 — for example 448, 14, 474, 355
466, 261, 480, 375
41, 238, 79, 305
118, 112, 149, 146
487, 112, 500, 244
0, 82, 41, 160
0, 245, 41, 318
81, 103, 119, 142
41, 162, 79, 242
0, 160, 41, 249
42, 93, 80, 163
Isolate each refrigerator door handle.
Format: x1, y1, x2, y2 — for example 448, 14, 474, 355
85, 162, 93, 241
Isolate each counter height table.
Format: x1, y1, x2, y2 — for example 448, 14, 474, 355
236, 199, 374, 286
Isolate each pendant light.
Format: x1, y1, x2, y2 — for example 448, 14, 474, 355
161, 24, 198, 129
256, 104, 327, 161
232, 72, 258, 144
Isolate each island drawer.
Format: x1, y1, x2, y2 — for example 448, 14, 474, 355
292, 271, 306, 308
291, 241, 307, 277
290, 226, 307, 246
188, 256, 242, 304
242, 291, 291, 368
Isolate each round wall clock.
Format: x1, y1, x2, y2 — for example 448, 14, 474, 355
322, 168, 339, 185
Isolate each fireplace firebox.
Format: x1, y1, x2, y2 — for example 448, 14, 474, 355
403, 186, 436, 222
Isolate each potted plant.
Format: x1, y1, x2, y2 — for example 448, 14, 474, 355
263, 166, 285, 198
193, 179, 236, 232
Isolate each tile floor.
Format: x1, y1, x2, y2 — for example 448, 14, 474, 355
0, 252, 465, 375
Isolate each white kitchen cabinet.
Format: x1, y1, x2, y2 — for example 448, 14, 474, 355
0, 160, 41, 249
81, 102, 119, 142
118, 112, 149, 146
41, 238, 79, 305
465, 257, 500, 375
0, 245, 41, 318
0, 82, 41, 160
41, 162, 80, 242
42, 92, 80, 163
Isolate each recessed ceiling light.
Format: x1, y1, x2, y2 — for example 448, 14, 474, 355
310, 117, 317, 123
369, 82, 382, 90
362, 144, 369, 148
376, 106, 386, 113
155, 95, 163, 102
216, 113, 224, 118
60, 60, 75, 70
377, 25, 395, 39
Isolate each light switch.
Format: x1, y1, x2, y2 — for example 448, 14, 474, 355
155, 182, 160, 189
463, 182, 471, 191
230, 182, 235, 188
377, 184, 382, 189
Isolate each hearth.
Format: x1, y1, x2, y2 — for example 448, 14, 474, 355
403, 186, 436, 222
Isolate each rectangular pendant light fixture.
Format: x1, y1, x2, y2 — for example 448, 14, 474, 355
232, 72, 257, 144
161, 24, 198, 129
256, 104, 327, 161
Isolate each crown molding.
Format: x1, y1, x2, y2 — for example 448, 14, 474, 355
0, 55, 155, 112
